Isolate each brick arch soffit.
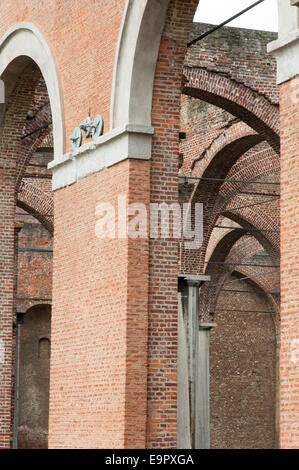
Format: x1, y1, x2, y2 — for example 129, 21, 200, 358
216, 148, 280, 203
1, 68, 53, 202
199, 229, 280, 335
182, 66, 280, 154
110, 0, 198, 130
222, 209, 279, 260
181, 133, 265, 267
190, 121, 260, 176
204, 229, 279, 293
184, 142, 280, 270
213, 152, 280, 225
214, 267, 280, 338
208, 268, 280, 340
17, 302, 52, 322
16, 102, 52, 192
24, 303, 52, 315
0, 63, 42, 171
0, 23, 64, 159
17, 180, 53, 235
198, 229, 251, 320
198, 207, 279, 314
210, 233, 280, 296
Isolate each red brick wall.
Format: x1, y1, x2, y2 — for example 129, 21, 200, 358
147, 0, 198, 448
279, 78, 299, 449
210, 277, 277, 449
0, 2, 284, 450
16, 215, 52, 314
0, 0, 127, 152
186, 24, 278, 103
0, 169, 15, 448
49, 159, 150, 448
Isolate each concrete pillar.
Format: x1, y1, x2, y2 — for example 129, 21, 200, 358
177, 274, 212, 449
195, 323, 216, 449
177, 292, 191, 449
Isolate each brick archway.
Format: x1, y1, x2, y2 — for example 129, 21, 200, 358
191, 121, 263, 177
0, 28, 57, 446
17, 181, 53, 234
0, 24, 63, 158
181, 134, 269, 273
203, 232, 280, 322
182, 67, 280, 154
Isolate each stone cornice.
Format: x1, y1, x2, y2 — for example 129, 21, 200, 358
49, 124, 154, 190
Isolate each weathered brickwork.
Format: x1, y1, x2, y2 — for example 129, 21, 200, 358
0, 0, 127, 152
210, 278, 277, 449
148, 0, 199, 448
49, 159, 150, 448
279, 78, 299, 449
178, 22, 280, 448
0, 0, 289, 450
186, 24, 278, 103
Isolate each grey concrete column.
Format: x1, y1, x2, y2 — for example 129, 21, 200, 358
195, 323, 216, 449
12, 221, 24, 449
186, 278, 200, 449
177, 274, 211, 449
177, 292, 191, 449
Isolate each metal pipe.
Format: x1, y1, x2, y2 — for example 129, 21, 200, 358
21, 122, 52, 140
214, 225, 280, 233
206, 261, 279, 268
215, 308, 274, 314
179, 175, 279, 185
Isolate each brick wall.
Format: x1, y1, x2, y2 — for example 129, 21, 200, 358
186, 24, 278, 103
179, 23, 280, 449
16, 216, 52, 314
210, 277, 277, 449
279, 78, 299, 449
0, 0, 127, 152
147, 0, 199, 448
48, 159, 150, 448
0, 1, 283, 450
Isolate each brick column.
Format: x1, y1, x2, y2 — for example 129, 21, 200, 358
277, 78, 299, 448
48, 158, 150, 449
0, 167, 16, 448
268, 2, 299, 447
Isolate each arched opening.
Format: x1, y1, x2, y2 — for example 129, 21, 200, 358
176, 9, 280, 449
0, 24, 58, 448
17, 304, 51, 449
209, 274, 277, 449
114, 0, 279, 448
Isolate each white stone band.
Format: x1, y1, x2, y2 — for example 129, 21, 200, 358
48, 124, 154, 190
268, 29, 299, 84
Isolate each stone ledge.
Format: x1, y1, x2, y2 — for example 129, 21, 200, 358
268, 29, 299, 84
48, 124, 154, 190
199, 323, 217, 330
267, 28, 299, 54
178, 274, 211, 288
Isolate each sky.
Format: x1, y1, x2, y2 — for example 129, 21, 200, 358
194, 0, 278, 32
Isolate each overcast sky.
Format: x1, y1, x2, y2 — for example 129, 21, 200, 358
194, 0, 278, 32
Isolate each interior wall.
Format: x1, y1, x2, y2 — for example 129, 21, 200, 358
209, 278, 277, 449
18, 304, 51, 449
